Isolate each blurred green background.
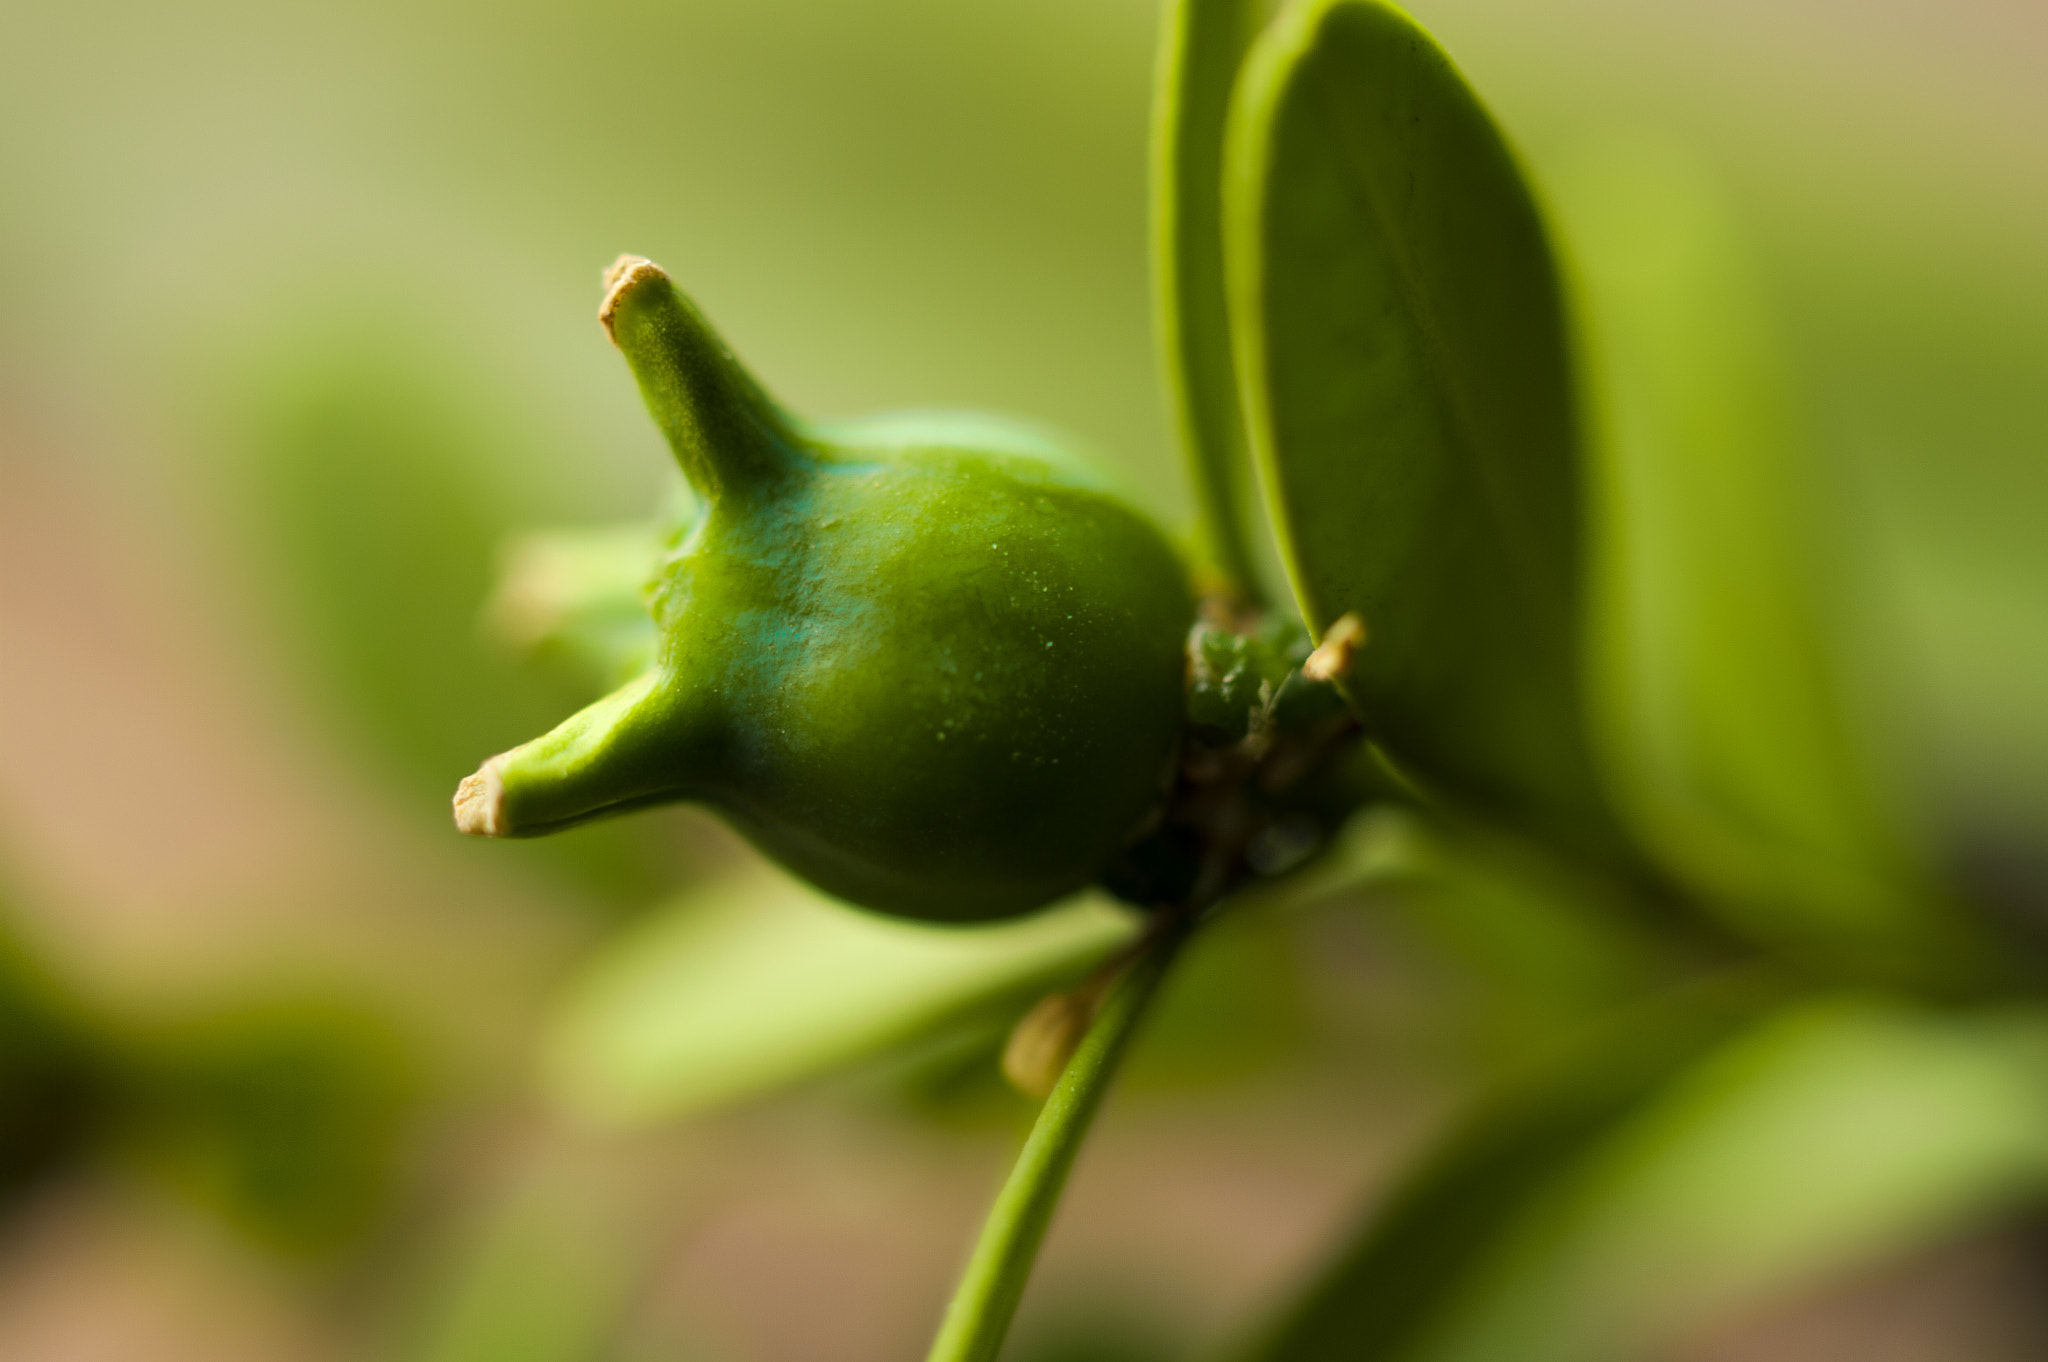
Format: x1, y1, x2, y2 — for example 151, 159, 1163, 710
0, 0, 2041, 1359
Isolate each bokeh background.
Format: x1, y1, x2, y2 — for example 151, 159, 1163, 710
0, 0, 2043, 1359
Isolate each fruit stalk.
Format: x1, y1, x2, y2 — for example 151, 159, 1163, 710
924, 919, 1186, 1362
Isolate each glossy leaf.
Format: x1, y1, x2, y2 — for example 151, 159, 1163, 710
540, 871, 1139, 1126
1152, 0, 1269, 600
1225, 0, 1618, 860
1550, 132, 1974, 974
1240, 994, 2048, 1362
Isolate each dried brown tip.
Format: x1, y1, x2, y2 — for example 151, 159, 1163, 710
599, 255, 669, 342
1302, 611, 1368, 683
453, 758, 508, 837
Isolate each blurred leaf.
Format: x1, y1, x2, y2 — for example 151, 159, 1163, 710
1127, 889, 1306, 1089
483, 523, 663, 697
0, 876, 114, 1208
122, 994, 416, 1255
1011, 1316, 1178, 1362
234, 333, 552, 792
404, 1150, 660, 1362
541, 871, 1140, 1126
1153, 0, 1270, 600
1550, 130, 1978, 977
1344, 808, 1673, 1056
1238, 993, 2048, 1362
481, 477, 700, 700
224, 324, 671, 905
1224, 0, 1620, 864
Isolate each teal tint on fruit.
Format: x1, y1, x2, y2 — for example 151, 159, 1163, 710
458, 260, 1192, 923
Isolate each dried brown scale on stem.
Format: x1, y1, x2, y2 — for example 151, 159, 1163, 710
1002, 899, 1200, 1098
1302, 610, 1367, 682
1001, 911, 1184, 1098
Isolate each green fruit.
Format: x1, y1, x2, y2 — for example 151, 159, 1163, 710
455, 258, 1193, 922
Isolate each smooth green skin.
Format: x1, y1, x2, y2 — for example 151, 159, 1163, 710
1153, 0, 1268, 602
1225, 0, 1625, 866
479, 266, 1192, 923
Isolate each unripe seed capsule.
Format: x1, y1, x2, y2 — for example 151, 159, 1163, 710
456, 258, 1194, 923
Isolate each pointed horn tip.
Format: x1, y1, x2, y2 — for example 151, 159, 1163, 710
453, 758, 509, 837
598, 255, 670, 341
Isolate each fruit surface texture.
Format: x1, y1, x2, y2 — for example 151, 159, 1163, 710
455, 259, 1192, 922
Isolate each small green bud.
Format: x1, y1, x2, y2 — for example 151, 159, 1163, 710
1184, 608, 1350, 744
456, 258, 1193, 922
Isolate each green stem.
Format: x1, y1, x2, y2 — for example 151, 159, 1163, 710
924, 925, 1186, 1362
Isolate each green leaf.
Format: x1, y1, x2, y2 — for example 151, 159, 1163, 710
1224, 0, 1619, 861
122, 994, 416, 1255
1152, 0, 1269, 601
540, 871, 1140, 1126
1548, 131, 1976, 974
1239, 993, 2048, 1362
925, 929, 1182, 1362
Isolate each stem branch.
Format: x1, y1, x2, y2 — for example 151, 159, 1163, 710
924, 922, 1187, 1362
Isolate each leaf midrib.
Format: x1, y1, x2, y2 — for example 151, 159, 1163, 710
1300, 37, 1566, 638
